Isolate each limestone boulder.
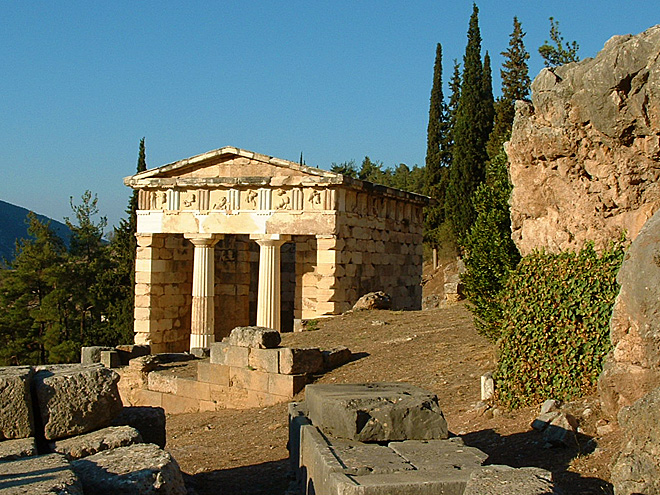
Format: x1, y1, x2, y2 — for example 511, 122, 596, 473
0, 366, 34, 440
598, 207, 660, 418
352, 291, 392, 311
507, 25, 660, 255
0, 453, 83, 494
610, 386, 660, 495
71, 443, 187, 495
34, 364, 123, 441
305, 383, 448, 442
50, 426, 143, 460
224, 326, 281, 348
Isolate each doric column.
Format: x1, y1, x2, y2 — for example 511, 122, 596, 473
185, 234, 222, 350
251, 234, 290, 331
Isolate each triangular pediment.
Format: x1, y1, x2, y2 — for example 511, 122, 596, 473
125, 146, 341, 188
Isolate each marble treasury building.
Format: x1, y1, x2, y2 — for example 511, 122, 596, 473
124, 147, 430, 353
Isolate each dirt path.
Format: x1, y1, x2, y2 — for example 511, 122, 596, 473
167, 303, 620, 495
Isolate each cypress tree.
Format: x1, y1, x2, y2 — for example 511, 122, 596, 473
488, 17, 531, 158
424, 43, 451, 251
446, 4, 493, 241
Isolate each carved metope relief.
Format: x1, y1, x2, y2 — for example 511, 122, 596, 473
276, 189, 290, 210
182, 192, 196, 207
246, 189, 258, 208
309, 189, 322, 208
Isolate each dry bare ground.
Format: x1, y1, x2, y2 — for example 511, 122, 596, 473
167, 302, 621, 495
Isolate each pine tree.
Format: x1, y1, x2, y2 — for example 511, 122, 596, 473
487, 16, 531, 158
446, 4, 493, 242
539, 17, 580, 67
358, 156, 385, 184
0, 214, 66, 365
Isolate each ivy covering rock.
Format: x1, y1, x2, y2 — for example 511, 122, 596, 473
494, 242, 624, 408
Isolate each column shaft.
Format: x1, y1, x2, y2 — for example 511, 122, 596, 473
185, 234, 222, 349
251, 234, 290, 331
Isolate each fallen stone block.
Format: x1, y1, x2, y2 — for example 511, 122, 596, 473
531, 411, 560, 431
0, 453, 83, 494
352, 291, 392, 311
0, 437, 37, 461
305, 383, 448, 442
50, 426, 143, 460
210, 342, 249, 367
100, 350, 121, 368
111, 406, 167, 448
322, 347, 352, 371
225, 326, 281, 348
543, 413, 578, 447
33, 364, 123, 441
115, 344, 151, 365
81, 347, 114, 365
71, 443, 186, 495
464, 465, 559, 494
0, 366, 35, 440
279, 347, 324, 375
389, 438, 488, 472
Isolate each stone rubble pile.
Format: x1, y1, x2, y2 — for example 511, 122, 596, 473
289, 383, 560, 494
0, 363, 186, 495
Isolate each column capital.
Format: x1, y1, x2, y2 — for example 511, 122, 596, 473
184, 233, 223, 247
250, 234, 290, 247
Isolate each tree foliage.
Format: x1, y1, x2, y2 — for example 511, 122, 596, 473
446, 4, 493, 241
462, 148, 520, 340
538, 17, 580, 67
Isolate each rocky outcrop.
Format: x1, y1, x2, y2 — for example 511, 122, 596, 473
610, 386, 660, 495
598, 207, 660, 418
507, 25, 660, 255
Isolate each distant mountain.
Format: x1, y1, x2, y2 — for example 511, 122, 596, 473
0, 200, 71, 265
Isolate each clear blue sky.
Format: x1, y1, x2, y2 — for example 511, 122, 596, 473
1, 1, 657, 230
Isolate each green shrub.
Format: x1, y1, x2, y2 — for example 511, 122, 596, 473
462, 149, 520, 341
495, 242, 624, 409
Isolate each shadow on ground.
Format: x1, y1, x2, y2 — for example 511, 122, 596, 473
184, 459, 290, 495
460, 429, 614, 495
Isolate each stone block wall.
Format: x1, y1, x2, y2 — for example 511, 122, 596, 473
134, 234, 193, 353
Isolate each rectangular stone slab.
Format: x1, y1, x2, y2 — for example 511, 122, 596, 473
0, 453, 83, 494
388, 438, 488, 472
0, 366, 34, 440
330, 438, 414, 475
305, 383, 448, 442
0, 437, 37, 461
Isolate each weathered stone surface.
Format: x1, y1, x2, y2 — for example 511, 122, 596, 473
81, 346, 114, 365
352, 291, 392, 311
508, 25, 660, 256
100, 350, 121, 368
531, 411, 560, 431
115, 344, 151, 365
279, 347, 323, 375
0, 366, 34, 440
50, 426, 143, 460
225, 326, 281, 349
71, 443, 186, 495
389, 437, 487, 472
0, 453, 83, 494
305, 383, 448, 442
322, 346, 352, 371
610, 386, 660, 495
598, 206, 660, 419
331, 439, 415, 475
0, 437, 37, 461
542, 413, 578, 447
34, 364, 123, 441
464, 465, 559, 494
111, 406, 167, 448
